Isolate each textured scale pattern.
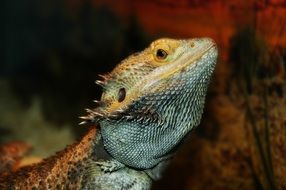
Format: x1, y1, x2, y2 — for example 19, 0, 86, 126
0, 38, 217, 189
0, 128, 151, 189
92, 38, 218, 169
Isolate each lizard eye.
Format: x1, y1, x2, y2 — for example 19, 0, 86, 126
156, 49, 168, 60
118, 88, 126, 102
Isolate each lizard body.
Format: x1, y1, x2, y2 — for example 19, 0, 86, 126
0, 128, 151, 189
0, 38, 217, 189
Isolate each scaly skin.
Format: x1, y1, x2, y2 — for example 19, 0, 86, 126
86, 37, 218, 172
0, 128, 151, 189
0, 38, 217, 189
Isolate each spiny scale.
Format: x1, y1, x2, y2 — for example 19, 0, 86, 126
78, 121, 87, 125
93, 100, 105, 107
92, 100, 101, 104
98, 74, 109, 81
95, 80, 105, 87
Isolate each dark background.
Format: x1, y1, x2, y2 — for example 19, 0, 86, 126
1, 0, 286, 189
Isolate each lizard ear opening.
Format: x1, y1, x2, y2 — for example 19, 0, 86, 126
118, 88, 126, 102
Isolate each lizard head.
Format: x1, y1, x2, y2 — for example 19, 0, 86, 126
82, 38, 218, 169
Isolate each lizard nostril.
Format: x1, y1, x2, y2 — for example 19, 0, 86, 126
118, 88, 126, 102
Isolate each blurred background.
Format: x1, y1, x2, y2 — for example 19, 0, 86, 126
1, 0, 286, 189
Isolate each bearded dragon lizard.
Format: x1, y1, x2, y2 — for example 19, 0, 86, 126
0, 38, 218, 189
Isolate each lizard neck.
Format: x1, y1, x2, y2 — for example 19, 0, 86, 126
100, 76, 208, 170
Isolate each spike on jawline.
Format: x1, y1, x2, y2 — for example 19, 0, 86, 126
93, 100, 105, 107
108, 114, 119, 118
95, 80, 105, 87
93, 100, 100, 104
79, 121, 87, 125
85, 109, 104, 117
79, 116, 93, 120
98, 74, 109, 81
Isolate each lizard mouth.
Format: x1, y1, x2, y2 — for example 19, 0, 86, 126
79, 102, 161, 125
